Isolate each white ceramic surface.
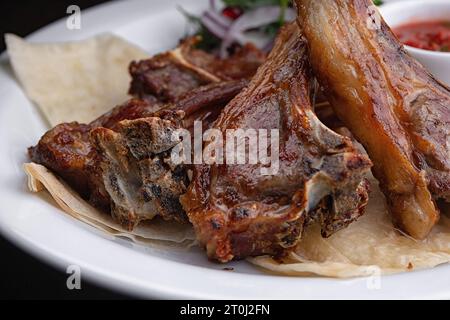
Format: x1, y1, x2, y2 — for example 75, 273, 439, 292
0, 0, 449, 299
380, 0, 450, 85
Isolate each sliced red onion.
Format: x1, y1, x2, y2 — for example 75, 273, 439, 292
209, 0, 217, 11
200, 14, 228, 39
220, 6, 295, 57
204, 10, 232, 30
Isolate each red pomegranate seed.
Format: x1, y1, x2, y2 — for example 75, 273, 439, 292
222, 6, 242, 20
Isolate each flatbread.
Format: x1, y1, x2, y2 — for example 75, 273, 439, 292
5, 33, 148, 126
249, 176, 450, 277
24, 163, 196, 246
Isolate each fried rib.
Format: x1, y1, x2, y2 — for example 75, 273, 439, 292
29, 37, 260, 229
30, 79, 247, 228
180, 23, 372, 262
90, 80, 246, 229
28, 99, 157, 211
129, 37, 265, 103
297, 0, 450, 238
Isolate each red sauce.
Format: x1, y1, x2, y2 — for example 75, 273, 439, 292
393, 20, 450, 52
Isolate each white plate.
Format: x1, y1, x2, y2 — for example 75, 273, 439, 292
0, 0, 449, 299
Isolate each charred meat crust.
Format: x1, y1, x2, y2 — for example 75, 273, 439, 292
180, 23, 372, 263
296, 0, 450, 239
29, 39, 261, 229
90, 112, 189, 229
29, 79, 246, 229
129, 37, 265, 103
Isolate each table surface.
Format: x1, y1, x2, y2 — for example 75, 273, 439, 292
0, 0, 131, 299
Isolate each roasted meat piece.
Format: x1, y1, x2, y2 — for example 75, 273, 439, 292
180, 23, 372, 262
90, 80, 247, 229
185, 43, 267, 81
129, 37, 265, 103
29, 80, 247, 228
28, 99, 157, 211
297, 0, 450, 239
29, 37, 258, 229
91, 110, 188, 228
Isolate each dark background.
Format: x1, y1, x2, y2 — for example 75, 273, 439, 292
0, 0, 132, 299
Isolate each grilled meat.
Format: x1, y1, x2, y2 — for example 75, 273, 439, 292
180, 23, 372, 262
30, 79, 247, 227
129, 37, 265, 103
28, 99, 156, 211
29, 36, 262, 228
297, 0, 450, 239
90, 80, 246, 229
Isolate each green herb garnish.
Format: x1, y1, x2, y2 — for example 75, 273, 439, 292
373, 0, 383, 6
196, 27, 222, 51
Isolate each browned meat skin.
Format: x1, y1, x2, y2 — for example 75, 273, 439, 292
297, 0, 450, 239
28, 99, 157, 211
90, 99, 162, 131
29, 36, 255, 227
29, 79, 247, 228
180, 23, 372, 263
129, 37, 265, 103
185, 43, 266, 81
175, 79, 249, 131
